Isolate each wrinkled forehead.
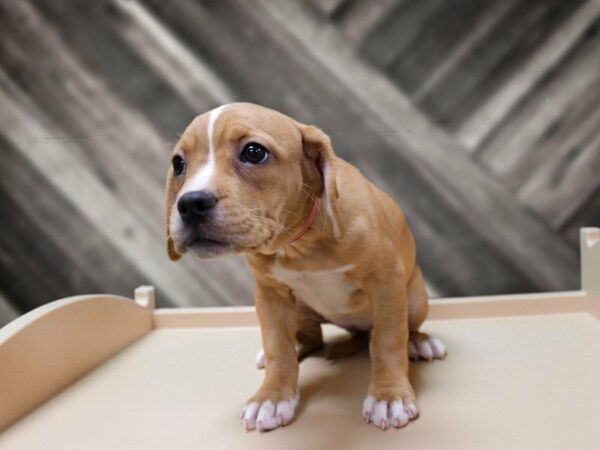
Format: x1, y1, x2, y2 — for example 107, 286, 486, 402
180, 104, 301, 152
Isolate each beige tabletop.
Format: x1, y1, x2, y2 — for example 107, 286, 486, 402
1, 312, 599, 450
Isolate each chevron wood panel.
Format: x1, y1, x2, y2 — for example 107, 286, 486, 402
0, 0, 597, 318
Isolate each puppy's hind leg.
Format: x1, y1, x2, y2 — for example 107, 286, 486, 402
407, 266, 446, 361
326, 330, 369, 360
296, 307, 325, 360
256, 304, 324, 369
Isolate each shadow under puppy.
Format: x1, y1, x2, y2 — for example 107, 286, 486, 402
165, 103, 446, 432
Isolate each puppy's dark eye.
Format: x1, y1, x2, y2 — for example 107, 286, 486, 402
240, 143, 269, 164
172, 155, 185, 176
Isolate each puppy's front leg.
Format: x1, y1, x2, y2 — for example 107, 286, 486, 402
243, 283, 299, 432
363, 270, 419, 430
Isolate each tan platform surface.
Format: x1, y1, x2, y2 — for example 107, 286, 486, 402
2, 312, 600, 450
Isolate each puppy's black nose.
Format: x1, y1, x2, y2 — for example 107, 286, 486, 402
178, 190, 218, 226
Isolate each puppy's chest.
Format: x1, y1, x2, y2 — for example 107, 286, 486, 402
269, 262, 357, 316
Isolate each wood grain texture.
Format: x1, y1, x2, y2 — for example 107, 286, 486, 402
0, 133, 148, 310
0, 0, 254, 310
0, 0, 597, 316
416, 0, 584, 129
458, 0, 600, 150
359, 0, 444, 69
387, 0, 492, 95
329, 0, 400, 43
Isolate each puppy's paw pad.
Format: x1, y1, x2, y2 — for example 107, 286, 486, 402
242, 395, 299, 431
255, 348, 265, 369
362, 395, 418, 430
408, 333, 446, 361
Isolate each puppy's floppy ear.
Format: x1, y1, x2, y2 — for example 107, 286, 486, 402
165, 171, 182, 261
299, 124, 344, 240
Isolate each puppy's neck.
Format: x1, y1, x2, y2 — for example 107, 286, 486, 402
250, 194, 336, 260
276, 197, 337, 259
288, 196, 320, 244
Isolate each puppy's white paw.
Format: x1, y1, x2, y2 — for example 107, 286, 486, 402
362, 395, 419, 430
242, 395, 299, 431
408, 333, 446, 361
255, 348, 265, 369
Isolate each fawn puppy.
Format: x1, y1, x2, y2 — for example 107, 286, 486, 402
165, 103, 445, 432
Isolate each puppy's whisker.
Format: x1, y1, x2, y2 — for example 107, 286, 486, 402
276, 223, 294, 241
301, 182, 315, 191
301, 187, 320, 204
245, 207, 303, 218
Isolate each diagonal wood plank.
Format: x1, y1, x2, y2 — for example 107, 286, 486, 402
329, 0, 399, 43
519, 123, 600, 229
358, 0, 443, 69
0, 190, 72, 309
0, 0, 254, 306
0, 132, 150, 309
477, 27, 600, 180
411, 0, 516, 103
16, 0, 253, 303
113, 0, 235, 107
307, 0, 350, 17
0, 71, 248, 307
27, 0, 199, 138
416, 0, 583, 130
458, 0, 600, 151
387, 0, 494, 96
0, 86, 194, 306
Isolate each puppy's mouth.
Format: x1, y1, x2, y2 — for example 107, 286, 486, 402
183, 232, 235, 256
171, 212, 277, 258
186, 234, 230, 247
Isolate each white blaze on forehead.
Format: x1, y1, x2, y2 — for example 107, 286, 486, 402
182, 104, 228, 194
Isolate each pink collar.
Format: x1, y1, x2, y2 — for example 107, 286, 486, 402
288, 196, 321, 243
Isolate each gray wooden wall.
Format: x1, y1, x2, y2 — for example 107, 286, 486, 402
0, 0, 598, 322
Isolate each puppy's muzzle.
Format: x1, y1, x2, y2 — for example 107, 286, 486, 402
178, 190, 218, 227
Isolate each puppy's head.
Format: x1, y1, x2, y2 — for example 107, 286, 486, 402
165, 103, 342, 260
